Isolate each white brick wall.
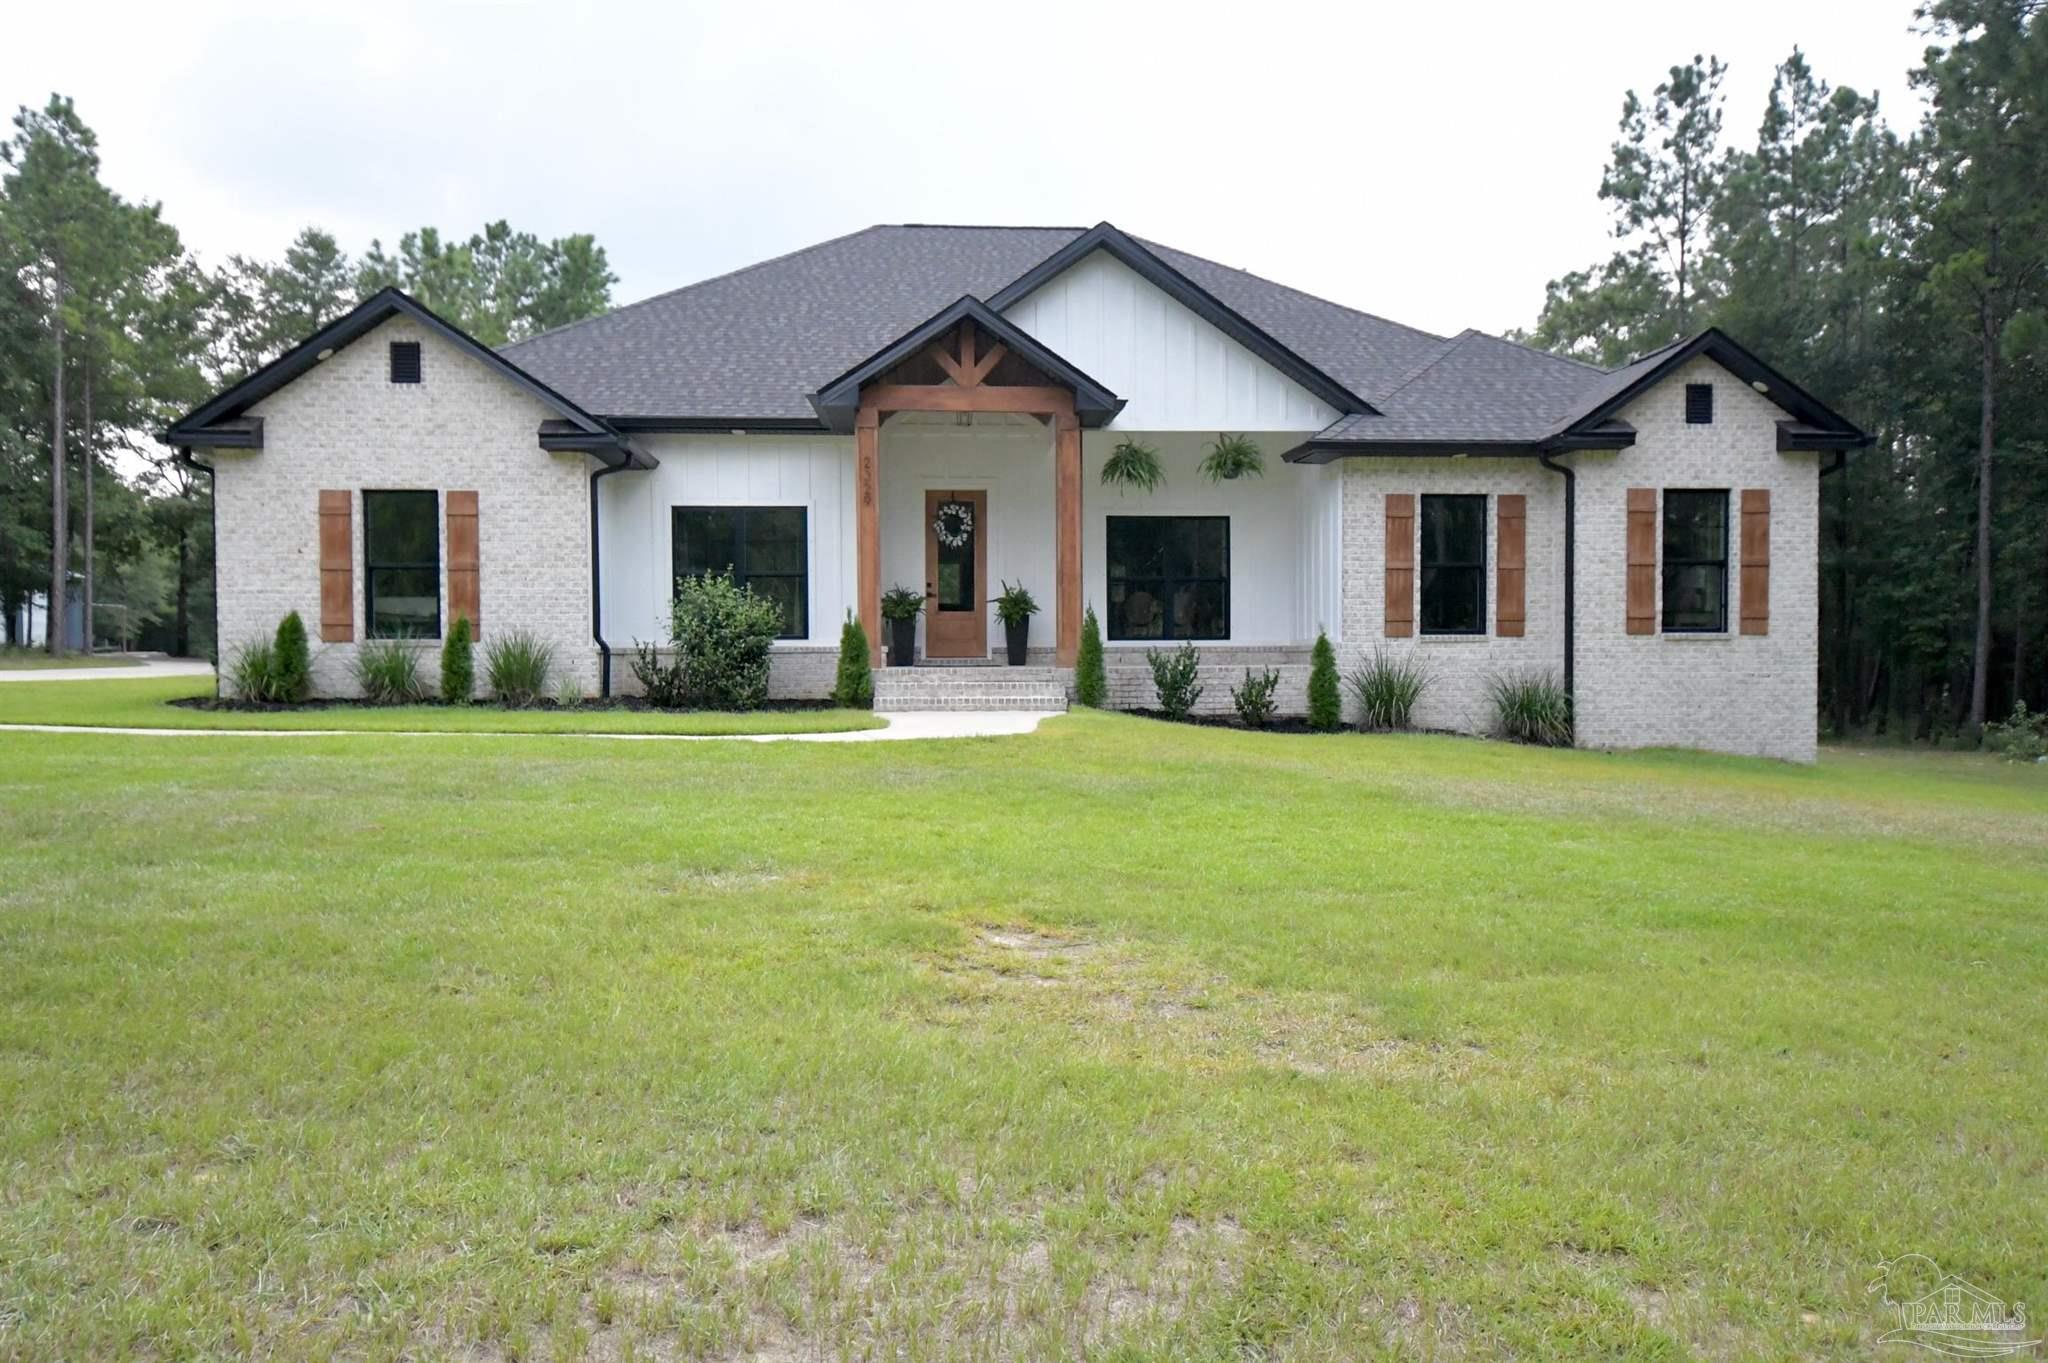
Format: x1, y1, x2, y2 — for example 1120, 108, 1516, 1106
205, 317, 597, 698
1332, 358, 1820, 761
1573, 356, 1821, 762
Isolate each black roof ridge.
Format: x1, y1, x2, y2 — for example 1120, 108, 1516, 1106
894, 222, 1091, 232
502, 222, 905, 354
1375, 328, 1482, 405
1134, 235, 1448, 347
1460, 326, 1609, 375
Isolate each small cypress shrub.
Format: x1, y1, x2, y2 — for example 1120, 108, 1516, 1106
1074, 605, 1107, 707
833, 612, 874, 708
1307, 630, 1341, 732
1145, 642, 1204, 721
440, 615, 475, 703
273, 611, 311, 702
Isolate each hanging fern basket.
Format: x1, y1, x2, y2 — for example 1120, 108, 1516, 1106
1200, 433, 1265, 482
1099, 439, 1165, 494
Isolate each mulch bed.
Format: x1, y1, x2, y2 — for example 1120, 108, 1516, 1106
1122, 709, 1468, 737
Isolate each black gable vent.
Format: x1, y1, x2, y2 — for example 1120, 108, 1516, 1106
1685, 382, 1713, 424
389, 340, 423, 385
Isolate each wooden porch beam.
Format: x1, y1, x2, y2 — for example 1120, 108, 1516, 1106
864, 384, 1075, 416
1055, 413, 1082, 667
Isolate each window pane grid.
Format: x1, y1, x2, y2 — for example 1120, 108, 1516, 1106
1661, 490, 1728, 632
673, 506, 809, 639
363, 490, 440, 639
1106, 516, 1229, 641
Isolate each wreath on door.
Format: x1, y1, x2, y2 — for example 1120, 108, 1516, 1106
933, 501, 974, 548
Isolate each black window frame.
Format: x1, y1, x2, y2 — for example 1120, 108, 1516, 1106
671, 505, 810, 640
1661, 489, 1729, 633
1685, 382, 1713, 424
1105, 515, 1231, 642
362, 489, 441, 640
389, 340, 422, 385
1418, 493, 1488, 637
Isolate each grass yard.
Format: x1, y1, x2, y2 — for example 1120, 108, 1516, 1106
0, 647, 145, 671
0, 676, 882, 736
1, 715, 2044, 1361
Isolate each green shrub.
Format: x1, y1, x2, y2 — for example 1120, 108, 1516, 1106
440, 615, 475, 704
227, 639, 288, 703
628, 641, 690, 709
1146, 642, 1204, 721
834, 613, 874, 708
994, 581, 1040, 629
273, 611, 311, 702
1231, 668, 1280, 728
484, 629, 556, 706
1307, 631, 1341, 732
1346, 647, 1430, 731
1984, 700, 2048, 762
671, 570, 782, 711
353, 640, 427, 703
1074, 606, 1107, 707
1488, 669, 1574, 747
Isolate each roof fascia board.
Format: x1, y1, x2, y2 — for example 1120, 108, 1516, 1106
1282, 439, 1551, 464
161, 288, 615, 445
987, 222, 1377, 417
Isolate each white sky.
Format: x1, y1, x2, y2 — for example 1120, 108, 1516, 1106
4, 0, 1929, 340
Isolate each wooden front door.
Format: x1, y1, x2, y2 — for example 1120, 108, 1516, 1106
924, 489, 988, 659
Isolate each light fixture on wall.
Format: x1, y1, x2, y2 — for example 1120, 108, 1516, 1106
1751, 380, 1770, 393
316, 348, 334, 361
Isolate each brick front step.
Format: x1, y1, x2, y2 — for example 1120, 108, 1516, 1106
873, 665, 1071, 713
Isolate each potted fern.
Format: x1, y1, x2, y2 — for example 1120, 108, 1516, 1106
994, 581, 1039, 665
880, 585, 924, 667
1200, 433, 1264, 482
1100, 438, 1165, 494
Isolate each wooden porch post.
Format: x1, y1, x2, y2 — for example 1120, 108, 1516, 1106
856, 405, 882, 665
1055, 413, 1082, 666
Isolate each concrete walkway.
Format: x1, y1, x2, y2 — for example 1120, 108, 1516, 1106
0, 710, 1061, 743
0, 655, 215, 683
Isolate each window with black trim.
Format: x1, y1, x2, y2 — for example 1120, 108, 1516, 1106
1662, 489, 1728, 632
389, 341, 422, 384
1419, 494, 1487, 635
672, 506, 808, 639
1685, 382, 1713, 424
1106, 516, 1229, 641
363, 490, 440, 638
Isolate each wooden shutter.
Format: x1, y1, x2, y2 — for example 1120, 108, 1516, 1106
1384, 493, 1414, 637
446, 490, 480, 636
1739, 488, 1770, 635
318, 490, 354, 642
1626, 487, 1657, 636
1496, 494, 1526, 637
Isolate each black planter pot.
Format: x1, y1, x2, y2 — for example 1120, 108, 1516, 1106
1004, 618, 1030, 666
888, 618, 917, 667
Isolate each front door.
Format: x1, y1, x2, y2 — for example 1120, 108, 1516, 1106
924, 489, 988, 659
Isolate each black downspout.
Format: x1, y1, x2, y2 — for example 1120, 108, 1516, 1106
589, 459, 629, 698
1537, 449, 1575, 706
175, 447, 219, 695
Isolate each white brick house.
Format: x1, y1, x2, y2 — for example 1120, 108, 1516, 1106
165, 222, 1867, 761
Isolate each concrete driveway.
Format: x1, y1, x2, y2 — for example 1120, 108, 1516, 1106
0, 654, 215, 683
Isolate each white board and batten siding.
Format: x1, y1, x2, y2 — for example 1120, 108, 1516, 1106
1003, 249, 1339, 433
598, 433, 856, 650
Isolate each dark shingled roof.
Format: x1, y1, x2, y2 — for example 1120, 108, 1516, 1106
497, 223, 1866, 452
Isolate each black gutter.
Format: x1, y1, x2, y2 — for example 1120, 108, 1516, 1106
589, 459, 631, 697
1820, 448, 1849, 478
1537, 449, 1576, 714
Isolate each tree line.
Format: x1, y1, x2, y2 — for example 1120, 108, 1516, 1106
0, 94, 616, 658
1520, 0, 2048, 740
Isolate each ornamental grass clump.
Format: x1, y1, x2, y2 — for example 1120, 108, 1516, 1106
484, 629, 556, 707
353, 639, 428, 704
227, 639, 285, 702
1346, 647, 1430, 731
1488, 669, 1574, 747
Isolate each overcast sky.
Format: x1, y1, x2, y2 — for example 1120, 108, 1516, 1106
4, 1, 1929, 340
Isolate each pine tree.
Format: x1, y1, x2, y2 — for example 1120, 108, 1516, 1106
1307, 631, 1341, 732
1074, 605, 1107, 706
833, 612, 873, 708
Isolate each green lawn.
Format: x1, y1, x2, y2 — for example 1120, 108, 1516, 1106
1, 716, 2043, 1361
0, 676, 882, 736
0, 646, 144, 671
